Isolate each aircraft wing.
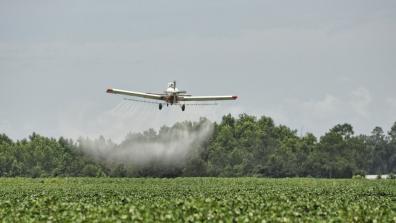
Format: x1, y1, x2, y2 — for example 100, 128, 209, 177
106, 88, 163, 100
179, 95, 238, 101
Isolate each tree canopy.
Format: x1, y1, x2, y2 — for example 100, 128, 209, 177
0, 114, 395, 178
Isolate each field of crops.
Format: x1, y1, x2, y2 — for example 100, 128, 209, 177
0, 178, 395, 222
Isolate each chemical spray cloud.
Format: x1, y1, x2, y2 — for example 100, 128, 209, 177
60, 97, 242, 170
77, 118, 214, 168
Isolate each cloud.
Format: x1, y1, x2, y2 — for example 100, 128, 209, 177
259, 87, 374, 136
300, 94, 341, 120
387, 98, 396, 108
350, 87, 372, 118
386, 98, 396, 119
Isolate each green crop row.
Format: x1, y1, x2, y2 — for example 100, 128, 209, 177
0, 178, 395, 222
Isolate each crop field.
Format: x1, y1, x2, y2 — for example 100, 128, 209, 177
0, 178, 395, 222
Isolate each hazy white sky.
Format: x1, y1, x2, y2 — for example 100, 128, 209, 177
0, 0, 395, 141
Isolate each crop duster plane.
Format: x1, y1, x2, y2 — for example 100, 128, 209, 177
106, 81, 238, 111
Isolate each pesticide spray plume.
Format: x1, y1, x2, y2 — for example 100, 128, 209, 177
77, 117, 214, 174
59, 97, 241, 175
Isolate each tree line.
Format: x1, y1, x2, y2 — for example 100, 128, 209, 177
0, 114, 395, 178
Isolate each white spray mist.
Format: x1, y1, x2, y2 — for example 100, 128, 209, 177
77, 118, 214, 169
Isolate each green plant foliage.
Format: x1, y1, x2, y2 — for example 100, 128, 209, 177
0, 178, 394, 222
0, 115, 395, 178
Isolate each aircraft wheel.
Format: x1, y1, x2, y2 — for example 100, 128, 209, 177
181, 104, 185, 111
159, 103, 163, 110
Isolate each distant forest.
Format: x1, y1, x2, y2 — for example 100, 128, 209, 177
1, 114, 395, 178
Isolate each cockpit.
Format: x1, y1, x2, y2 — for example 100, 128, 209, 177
168, 82, 175, 89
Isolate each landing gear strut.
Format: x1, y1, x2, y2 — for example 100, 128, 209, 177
181, 104, 185, 111
159, 103, 163, 110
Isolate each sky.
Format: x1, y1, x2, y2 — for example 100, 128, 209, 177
0, 0, 395, 141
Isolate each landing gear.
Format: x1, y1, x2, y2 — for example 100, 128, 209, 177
159, 103, 163, 110
181, 104, 185, 111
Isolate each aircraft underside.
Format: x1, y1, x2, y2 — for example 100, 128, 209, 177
158, 101, 185, 111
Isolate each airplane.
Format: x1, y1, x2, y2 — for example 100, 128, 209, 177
106, 81, 238, 111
